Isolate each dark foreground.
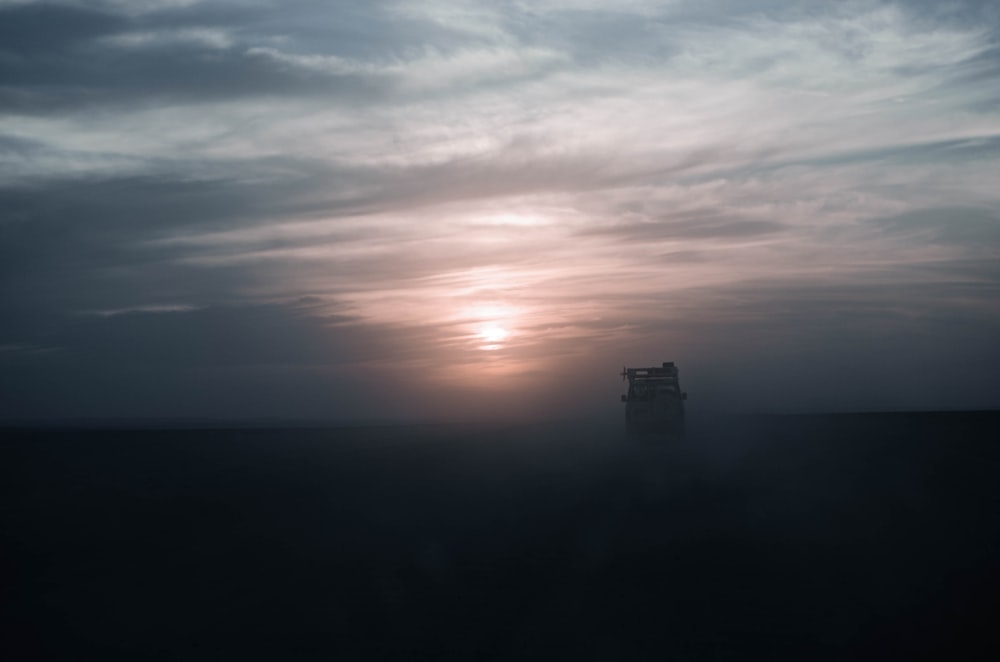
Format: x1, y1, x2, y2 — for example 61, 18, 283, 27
2, 412, 998, 660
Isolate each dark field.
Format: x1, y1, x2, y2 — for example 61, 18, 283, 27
2, 412, 998, 660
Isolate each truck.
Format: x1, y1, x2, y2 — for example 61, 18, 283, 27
620, 362, 687, 435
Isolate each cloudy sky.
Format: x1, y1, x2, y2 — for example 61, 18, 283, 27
1, 0, 998, 421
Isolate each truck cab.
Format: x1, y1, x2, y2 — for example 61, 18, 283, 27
621, 362, 687, 435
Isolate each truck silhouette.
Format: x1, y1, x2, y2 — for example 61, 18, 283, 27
620, 362, 687, 434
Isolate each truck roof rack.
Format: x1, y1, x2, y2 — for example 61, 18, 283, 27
621, 362, 680, 383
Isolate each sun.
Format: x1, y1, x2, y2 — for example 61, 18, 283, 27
479, 324, 510, 344
460, 303, 519, 351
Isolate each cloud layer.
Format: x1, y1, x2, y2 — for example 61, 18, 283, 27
2, 0, 999, 420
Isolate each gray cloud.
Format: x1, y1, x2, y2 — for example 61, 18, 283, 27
869, 207, 1000, 246
0, 3, 125, 54
580, 216, 786, 243
0, 2, 398, 114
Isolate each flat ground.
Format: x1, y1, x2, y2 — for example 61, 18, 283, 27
2, 412, 998, 660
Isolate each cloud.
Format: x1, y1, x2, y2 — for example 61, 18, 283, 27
100, 27, 234, 50
82, 304, 204, 317
869, 206, 1000, 247
0, 3, 125, 54
581, 216, 787, 243
1, 0, 999, 418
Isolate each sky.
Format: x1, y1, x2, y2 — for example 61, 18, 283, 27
1, 0, 999, 422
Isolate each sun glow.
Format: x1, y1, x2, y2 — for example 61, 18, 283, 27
478, 323, 511, 350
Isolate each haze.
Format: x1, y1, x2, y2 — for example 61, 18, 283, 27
2, 0, 998, 422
